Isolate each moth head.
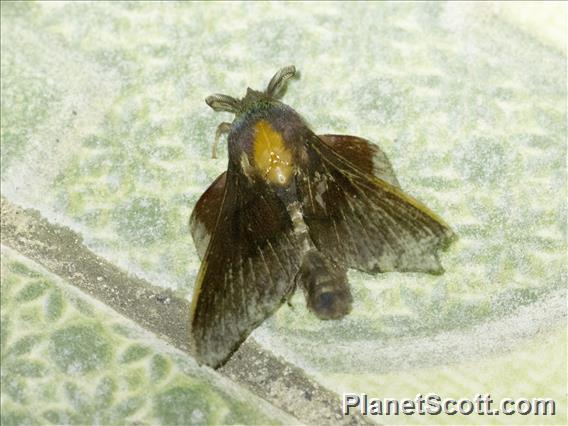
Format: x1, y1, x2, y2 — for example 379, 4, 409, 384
205, 65, 297, 115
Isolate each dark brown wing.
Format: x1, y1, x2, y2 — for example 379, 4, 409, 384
190, 172, 227, 259
190, 168, 301, 368
318, 134, 400, 188
189, 134, 400, 258
297, 133, 455, 274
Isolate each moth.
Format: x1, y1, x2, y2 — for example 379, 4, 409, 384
190, 66, 456, 368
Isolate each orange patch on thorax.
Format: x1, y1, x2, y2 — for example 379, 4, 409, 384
253, 120, 293, 186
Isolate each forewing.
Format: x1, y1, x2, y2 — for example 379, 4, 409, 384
190, 169, 301, 368
298, 133, 455, 274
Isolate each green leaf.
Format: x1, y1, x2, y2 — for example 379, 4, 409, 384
1, 316, 10, 355
45, 289, 64, 322
6, 334, 42, 357
1, 409, 38, 426
150, 354, 170, 382
9, 262, 41, 278
9, 359, 47, 377
154, 386, 211, 426
68, 296, 95, 317
2, 376, 27, 404
1, 276, 19, 304
42, 410, 67, 425
112, 396, 144, 420
64, 382, 90, 412
120, 344, 150, 363
49, 324, 111, 374
42, 410, 79, 425
16, 280, 50, 302
111, 323, 137, 337
94, 376, 116, 408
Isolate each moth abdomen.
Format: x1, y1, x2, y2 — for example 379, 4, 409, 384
297, 249, 353, 320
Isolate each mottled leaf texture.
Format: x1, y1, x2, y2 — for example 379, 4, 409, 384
298, 132, 455, 274
190, 168, 302, 368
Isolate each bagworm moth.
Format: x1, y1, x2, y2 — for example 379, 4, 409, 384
190, 66, 456, 368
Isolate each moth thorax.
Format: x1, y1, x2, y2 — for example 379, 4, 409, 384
252, 119, 294, 186
297, 250, 353, 320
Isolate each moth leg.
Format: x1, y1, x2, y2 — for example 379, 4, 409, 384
211, 122, 232, 159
